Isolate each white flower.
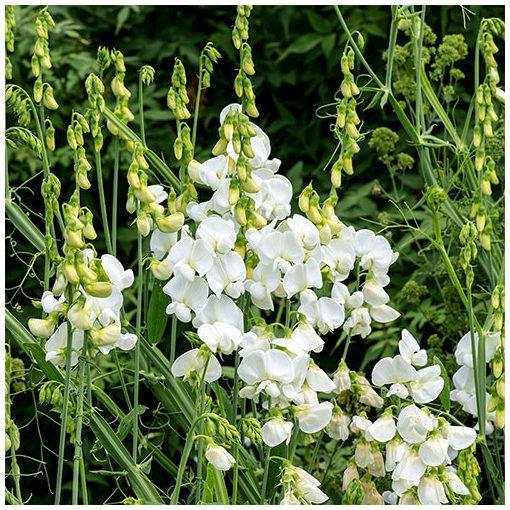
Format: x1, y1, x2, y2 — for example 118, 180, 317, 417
354, 229, 398, 272
367, 413, 396, 443
392, 449, 426, 481
295, 402, 333, 433
418, 435, 449, 466
371, 355, 417, 388
168, 237, 214, 281
342, 307, 372, 338
196, 216, 236, 254
385, 439, 409, 472
206, 251, 246, 298
195, 155, 229, 190
171, 348, 222, 383
445, 425, 477, 451
244, 263, 281, 310
455, 331, 501, 368
193, 295, 244, 332
356, 375, 384, 408
282, 259, 322, 299
399, 329, 427, 367
328, 409, 350, 441
254, 171, 292, 220
101, 254, 134, 291
150, 228, 178, 259
354, 441, 374, 468
205, 443, 236, 471
256, 230, 304, 273
197, 322, 243, 355
67, 298, 95, 330
444, 469, 470, 495
238, 349, 295, 400
41, 291, 66, 314
287, 466, 328, 504
148, 184, 168, 204
332, 363, 351, 393
321, 238, 355, 281
290, 322, 324, 353
396, 405, 434, 444
369, 304, 400, 323
45, 322, 84, 366
409, 365, 444, 403
286, 214, 320, 251
298, 295, 344, 334
163, 275, 209, 323
261, 417, 294, 447
305, 362, 336, 393
280, 490, 300, 505
362, 280, 389, 306
417, 476, 448, 505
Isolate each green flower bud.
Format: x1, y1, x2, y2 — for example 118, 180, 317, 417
43, 84, 58, 110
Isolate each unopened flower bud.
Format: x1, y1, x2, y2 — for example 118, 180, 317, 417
83, 282, 112, 298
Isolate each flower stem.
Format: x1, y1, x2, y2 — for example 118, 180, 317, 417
260, 445, 271, 504
111, 139, 120, 256
169, 315, 177, 365
72, 334, 88, 504
307, 430, 324, 473
54, 292, 74, 505
195, 358, 211, 503
132, 212, 143, 461
95, 150, 113, 255
139, 73, 146, 147
192, 55, 204, 150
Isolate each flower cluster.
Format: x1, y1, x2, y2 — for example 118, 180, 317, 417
334, 330, 479, 505
29, 250, 136, 366
147, 104, 401, 450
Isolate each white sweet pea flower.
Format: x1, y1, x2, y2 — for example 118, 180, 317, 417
67, 297, 95, 330
194, 155, 229, 190
328, 408, 350, 441
197, 322, 243, 355
168, 237, 214, 281
150, 228, 178, 259
445, 425, 477, 451
399, 329, 427, 367
342, 307, 372, 338
261, 416, 294, 447
244, 263, 281, 310
371, 355, 417, 389
41, 291, 66, 314
148, 184, 168, 204
295, 401, 333, 434
163, 275, 209, 323
392, 449, 427, 481
305, 361, 336, 393
355, 375, 384, 408
100, 254, 134, 291
369, 303, 400, 323
409, 365, 444, 403
443, 469, 470, 496
193, 295, 244, 332
332, 363, 351, 393
279, 354, 310, 403
282, 258, 322, 299
290, 322, 324, 353
206, 251, 246, 298
196, 216, 236, 255
418, 435, 449, 466
455, 331, 501, 368
45, 322, 84, 367
354, 441, 374, 469
321, 238, 356, 282
239, 328, 271, 357
362, 280, 389, 306
354, 229, 398, 272
238, 349, 295, 400
367, 412, 396, 443
417, 476, 448, 505
205, 443, 236, 471
385, 439, 409, 472
298, 295, 345, 334
256, 230, 304, 273
285, 214, 320, 251
396, 405, 435, 444
286, 466, 329, 504
171, 348, 222, 383
254, 171, 292, 220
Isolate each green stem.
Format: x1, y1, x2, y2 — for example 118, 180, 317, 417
260, 445, 271, 504
284, 299, 291, 329
132, 213, 143, 461
307, 430, 324, 473
95, 150, 113, 254
384, 6, 398, 92
192, 55, 204, 150
72, 333, 88, 504
195, 358, 211, 503
111, 139, 120, 256
169, 315, 177, 365
54, 291, 75, 505
139, 73, 146, 147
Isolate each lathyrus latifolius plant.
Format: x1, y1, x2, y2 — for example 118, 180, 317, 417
4, 4, 504, 506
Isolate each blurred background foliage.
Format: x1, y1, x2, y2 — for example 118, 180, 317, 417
5, 5, 505, 503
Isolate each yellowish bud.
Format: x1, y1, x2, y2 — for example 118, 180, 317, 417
83, 282, 113, 298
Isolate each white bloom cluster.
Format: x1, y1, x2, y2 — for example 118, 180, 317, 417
30, 249, 136, 366
280, 465, 328, 505
451, 330, 501, 433
336, 330, 478, 505
149, 104, 401, 445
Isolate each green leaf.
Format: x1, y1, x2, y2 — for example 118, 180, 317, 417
212, 467, 229, 504
5, 199, 45, 252
277, 34, 322, 62
147, 280, 170, 344
117, 405, 148, 441
115, 6, 131, 35
433, 356, 451, 412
